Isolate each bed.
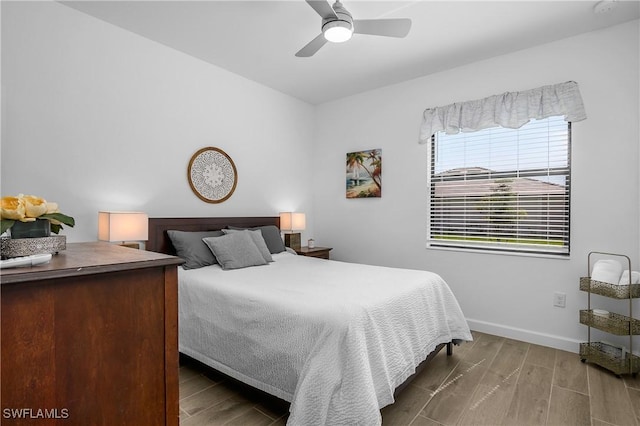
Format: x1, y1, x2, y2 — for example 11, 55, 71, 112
147, 217, 472, 425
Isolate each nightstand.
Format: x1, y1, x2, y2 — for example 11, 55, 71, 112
295, 246, 332, 259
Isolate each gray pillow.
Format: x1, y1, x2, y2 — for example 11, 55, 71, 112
202, 232, 268, 270
167, 230, 224, 269
227, 225, 286, 254
223, 229, 273, 262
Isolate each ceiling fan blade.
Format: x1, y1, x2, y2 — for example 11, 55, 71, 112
295, 33, 328, 57
305, 0, 338, 20
353, 18, 412, 38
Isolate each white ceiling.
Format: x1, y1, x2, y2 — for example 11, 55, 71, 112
60, 0, 640, 105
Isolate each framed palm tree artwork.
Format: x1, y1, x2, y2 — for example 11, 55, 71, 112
346, 149, 382, 198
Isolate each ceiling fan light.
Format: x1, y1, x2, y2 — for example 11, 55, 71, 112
323, 21, 353, 43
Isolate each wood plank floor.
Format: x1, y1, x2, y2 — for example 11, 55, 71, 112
178, 331, 640, 425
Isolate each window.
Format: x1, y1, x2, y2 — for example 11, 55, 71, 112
428, 116, 571, 256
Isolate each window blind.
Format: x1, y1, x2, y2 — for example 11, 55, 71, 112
429, 116, 570, 255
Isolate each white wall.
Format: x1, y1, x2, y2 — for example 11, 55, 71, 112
2, 2, 638, 353
313, 20, 640, 352
1, 1, 316, 243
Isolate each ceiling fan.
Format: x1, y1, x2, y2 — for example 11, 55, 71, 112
296, 0, 412, 57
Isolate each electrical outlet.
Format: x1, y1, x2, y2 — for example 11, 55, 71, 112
553, 292, 566, 308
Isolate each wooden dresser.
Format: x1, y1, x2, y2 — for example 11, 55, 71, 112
0, 242, 183, 425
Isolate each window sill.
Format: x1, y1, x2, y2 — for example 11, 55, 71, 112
426, 244, 571, 260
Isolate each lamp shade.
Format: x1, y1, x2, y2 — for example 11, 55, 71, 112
279, 212, 306, 232
98, 211, 148, 242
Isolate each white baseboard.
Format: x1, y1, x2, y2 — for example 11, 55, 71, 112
466, 318, 583, 354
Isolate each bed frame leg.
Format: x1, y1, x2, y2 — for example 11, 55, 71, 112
446, 342, 453, 356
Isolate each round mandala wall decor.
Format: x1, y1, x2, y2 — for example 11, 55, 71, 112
187, 147, 238, 203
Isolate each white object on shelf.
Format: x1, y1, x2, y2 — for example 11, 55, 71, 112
620, 270, 640, 285
591, 259, 623, 284
0, 253, 52, 269
592, 309, 610, 317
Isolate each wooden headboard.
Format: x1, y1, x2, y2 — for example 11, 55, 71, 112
146, 217, 280, 255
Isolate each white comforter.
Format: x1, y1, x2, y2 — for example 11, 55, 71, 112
178, 252, 472, 425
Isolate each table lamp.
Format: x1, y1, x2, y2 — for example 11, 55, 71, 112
98, 211, 149, 249
279, 212, 305, 251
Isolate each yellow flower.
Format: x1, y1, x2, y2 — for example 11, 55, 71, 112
23, 195, 48, 219
45, 202, 60, 214
1, 194, 75, 235
1, 196, 26, 221
45, 202, 62, 225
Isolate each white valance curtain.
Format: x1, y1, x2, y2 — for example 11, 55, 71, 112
418, 81, 587, 144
